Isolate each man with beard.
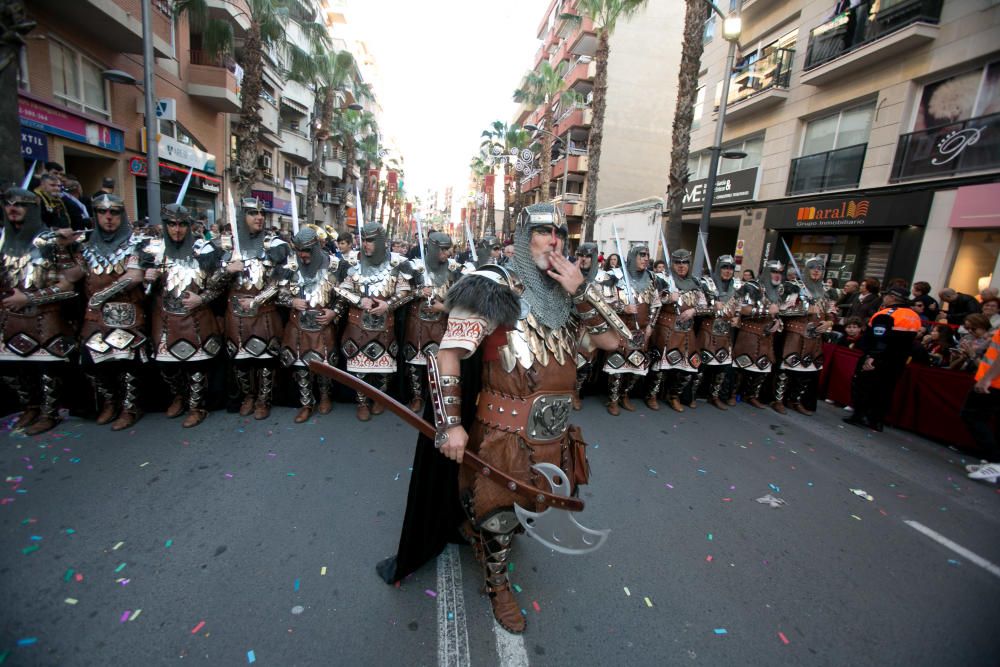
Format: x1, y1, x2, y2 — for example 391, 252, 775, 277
64, 194, 148, 430
598, 243, 661, 415
775, 257, 835, 415
402, 231, 462, 412
0, 188, 78, 435
222, 198, 295, 420
698, 255, 740, 410
376, 203, 631, 633
333, 221, 413, 421
733, 261, 785, 408
277, 226, 341, 423
572, 242, 600, 410
34, 173, 72, 230
650, 249, 707, 412
143, 204, 227, 427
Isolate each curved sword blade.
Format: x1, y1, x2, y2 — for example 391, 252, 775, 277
514, 462, 610, 555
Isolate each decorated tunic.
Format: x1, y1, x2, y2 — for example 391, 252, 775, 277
653, 278, 708, 373
277, 255, 341, 368
596, 269, 661, 376
732, 281, 781, 374
334, 253, 412, 374
76, 235, 148, 363
698, 276, 741, 367
0, 233, 77, 362
221, 233, 294, 360
778, 283, 833, 372
145, 238, 226, 363
403, 257, 463, 366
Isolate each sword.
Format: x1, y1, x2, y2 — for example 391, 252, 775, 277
780, 238, 802, 284
308, 360, 610, 555
414, 213, 432, 306
697, 231, 713, 275
658, 228, 676, 292
464, 218, 478, 264
175, 167, 194, 206
610, 223, 634, 305
290, 179, 299, 235
21, 161, 36, 190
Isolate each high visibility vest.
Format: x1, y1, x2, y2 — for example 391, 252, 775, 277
975, 328, 1000, 389
869, 307, 922, 332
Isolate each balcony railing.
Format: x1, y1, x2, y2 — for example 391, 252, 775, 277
722, 48, 794, 108
891, 112, 1000, 181
189, 49, 228, 68
787, 143, 867, 196
805, 0, 943, 70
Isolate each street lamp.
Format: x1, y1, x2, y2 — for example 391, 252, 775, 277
692, 2, 742, 275
101, 0, 160, 227
524, 123, 569, 202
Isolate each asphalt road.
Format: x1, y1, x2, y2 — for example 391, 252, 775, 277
2, 392, 999, 666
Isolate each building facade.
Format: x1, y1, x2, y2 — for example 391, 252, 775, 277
687, 0, 999, 289
513, 0, 685, 245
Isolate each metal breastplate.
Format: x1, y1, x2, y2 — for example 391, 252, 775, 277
0, 253, 41, 291
235, 254, 271, 291
163, 256, 206, 315
352, 264, 396, 299
81, 243, 132, 277
294, 267, 333, 309
495, 311, 578, 373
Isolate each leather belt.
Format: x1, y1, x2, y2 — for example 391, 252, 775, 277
476, 389, 573, 446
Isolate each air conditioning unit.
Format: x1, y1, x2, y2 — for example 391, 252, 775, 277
257, 154, 272, 170
320, 193, 337, 204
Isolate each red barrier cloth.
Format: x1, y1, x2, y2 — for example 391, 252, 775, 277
819, 343, 979, 451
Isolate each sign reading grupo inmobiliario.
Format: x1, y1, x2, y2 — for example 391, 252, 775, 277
766, 191, 933, 229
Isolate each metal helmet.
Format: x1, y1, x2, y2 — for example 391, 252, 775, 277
669, 248, 700, 290
764, 259, 785, 273
359, 221, 388, 269
161, 203, 194, 258
2, 187, 43, 256
292, 225, 328, 277
512, 203, 571, 330
90, 193, 132, 256
713, 254, 738, 299
237, 197, 267, 257
575, 242, 599, 284
626, 243, 652, 292
475, 234, 501, 268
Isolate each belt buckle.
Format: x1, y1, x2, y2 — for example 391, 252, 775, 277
527, 394, 571, 442
362, 311, 386, 331
102, 302, 137, 328
230, 295, 259, 317
300, 309, 323, 332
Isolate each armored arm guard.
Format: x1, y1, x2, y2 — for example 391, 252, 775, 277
572, 283, 632, 340
251, 283, 280, 308
26, 285, 77, 306
274, 284, 295, 308
332, 285, 363, 306
88, 276, 135, 308
427, 353, 462, 449
382, 290, 414, 311
197, 267, 229, 305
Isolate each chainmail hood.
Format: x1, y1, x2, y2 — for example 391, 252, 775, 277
626, 243, 652, 292
669, 248, 700, 291
1, 187, 44, 257
89, 193, 133, 257
425, 231, 453, 286
575, 242, 599, 284
512, 203, 571, 330
161, 203, 195, 259
475, 235, 500, 268
237, 197, 267, 258
712, 254, 738, 300
359, 221, 388, 272
293, 226, 329, 278
763, 260, 786, 302
802, 256, 826, 300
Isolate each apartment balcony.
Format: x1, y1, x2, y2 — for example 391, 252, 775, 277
739, 0, 782, 20
258, 99, 281, 146
320, 159, 344, 180
720, 48, 793, 121
891, 112, 1000, 182
186, 51, 241, 113
205, 0, 250, 36
802, 0, 942, 86
281, 80, 314, 114
555, 105, 592, 135
34, 0, 172, 57
787, 143, 867, 196
552, 152, 589, 179
279, 127, 313, 163
567, 16, 597, 57
553, 192, 584, 218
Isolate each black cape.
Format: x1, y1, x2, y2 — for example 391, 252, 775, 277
376, 350, 483, 584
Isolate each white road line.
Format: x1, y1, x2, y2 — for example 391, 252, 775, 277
437, 544, 471, 667
493, 619, 530, 667
904, 520, 1000, 580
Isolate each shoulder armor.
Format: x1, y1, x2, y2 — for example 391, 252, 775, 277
409, 258, 426, 273
389, 252, 407, 267
267, 236, 287, 250
193, 239, 216, 256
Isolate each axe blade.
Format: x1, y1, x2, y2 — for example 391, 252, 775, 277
514, 462, 611, 555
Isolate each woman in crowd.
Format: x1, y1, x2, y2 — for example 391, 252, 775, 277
849, 278, 882, 321
950, 314, 992, 372
981, 298, 1000, 330
603, 253, 623, 280
915, 324, 955, 367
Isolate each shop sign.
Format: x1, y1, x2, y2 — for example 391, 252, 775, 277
767, 191, 933, 230
129, 156, 148, 176
683, 167, 759, 210
159, 133, 216, 173
949, 183, 1000, 228
18, 94, 124, 152
20, 127, 48, 161
250, 190, 274, 209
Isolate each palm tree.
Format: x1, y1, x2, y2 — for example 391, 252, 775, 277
0, 2, 34, 188
356, 133, 382, 223
174, 0, 289, 198
665, 0, 708, 250
561, 0, 649, 242
513, 61, 576, 202
468, 154, 491, 237
481, 121, 532, 239
330, 108, 377, 228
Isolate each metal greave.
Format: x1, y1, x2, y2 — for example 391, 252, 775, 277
293, 368, 314, 407
257, 367, 274, 405
235, 367, 253, 398
407, 364, 423, 404
121, 371, 139, 413
774, 371, 789, 403
646, 370, 664, 399
608, 374, 623, 403
689, 372, 703, 400
355, 373, 370, 407
39, 373, 59, 418
670, 371, 693, 398
161, 367, 184, 399
480, 530, 515, 590
743, 372, 766, 400
89, 373, 115, 406
710, 369, 727, 399
188, 370, 207, 410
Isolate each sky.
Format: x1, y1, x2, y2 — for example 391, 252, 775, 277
349, 0, 544, 203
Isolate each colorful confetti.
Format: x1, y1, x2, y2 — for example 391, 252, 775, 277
191, 621, 206, 634
778, 631, 790, 645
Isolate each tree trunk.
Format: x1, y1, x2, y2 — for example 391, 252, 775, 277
235, 21, 265, 199
665, 0, 706, 253
502, 165, 512, 239
339, 136, 355, 231
306, 86, 335, 225
514, 178, 523, 227
540, 105, 554, 202
0, 1, 32, 189
486, 177, 496, 236
582, 28, 610, 243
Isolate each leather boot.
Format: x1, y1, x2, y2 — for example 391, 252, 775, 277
607, 374, 623, 416
709, 371, 728, 410
687, 372, 702, 409
96, 403, 117, 425
111, 372, 142, 431
670, 372, 692, 412
573, 363, 589, 411
621, 375, 638, 411
668, 396, 685, 413
182, 409, 207, 428
356, 388, 371, 421
316, 377, 334, 414
572, 393, 582, 411
14, 407, 40, 429
790, 374, 814, 415
165, 396, 185, 418
293, 368, 314, 422
25, 374, 60, 436
744, 373, 766, 409
709, 396, 728, 410
239, 396, 255, 417
481, 530, 525, 634
371, 375, 389, 415
91, 374, 117, 425
406, 365, 424, 413
771, 401, 787, 414
294, 406, 313, 423
254, 368, 274, 420
748, 397, 767, 409
620, 395, 636, 412
771, 371, 788, 415
726, 396, 738, 406
9, 378, 38, 428
645, 396, 660, 411
162, 368, 185, 418
644, 371, 663, 411
236, 368, 254, 416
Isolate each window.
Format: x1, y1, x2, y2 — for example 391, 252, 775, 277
703, 15, 716, 44
914, 61, 1000, 130
801, 103, 875, 155
692, 85, 705, 131
49, 40, 109, 119
686, 152, 711, 180
720, 135, 764, 174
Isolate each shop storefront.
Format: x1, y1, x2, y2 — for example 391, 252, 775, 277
943, 182, 1000, 294
680, 166, 760, 264
762, 190, 932, 285
131, 156, 221, 225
